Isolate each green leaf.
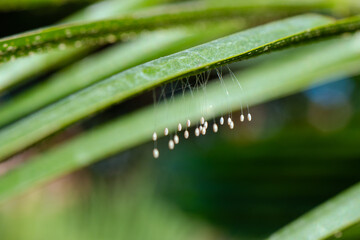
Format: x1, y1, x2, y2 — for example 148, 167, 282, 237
0, 48, 90, 92
0, 33, 359, 205
1, 0, 356, 91
268, 181, 360, 240
2, 14, 358, 161
0, 0, 166, 92
0, 22, 243, 127
0, 3, 241, 62
2, 0, 356, 62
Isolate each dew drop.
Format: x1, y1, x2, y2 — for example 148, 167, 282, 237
164, 128, 169, 136
7, 46, 15, 52
75, 41, 83, 48
106, 34, 117, 43
58, 43, 66, 50
65, 30, 73, 38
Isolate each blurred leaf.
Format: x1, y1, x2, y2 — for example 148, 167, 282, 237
268, 181, 360, 240
0, 32, 359, 206
0, 48, 90, 92
326, 223, 360, 240
0, 14, 336, 160
0, 2, 247, 62
206, 0, 360, 15
0, 0, 97, 10
0, 178, 210, 240
3, 0, 359, 62
0, 0, 170, 92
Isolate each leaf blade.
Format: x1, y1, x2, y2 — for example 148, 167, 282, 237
268, 181, 360, 240
0, 2, 347, 62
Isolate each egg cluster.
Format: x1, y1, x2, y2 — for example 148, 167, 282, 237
151, 66, 251, 159
152, 112, 252, 159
